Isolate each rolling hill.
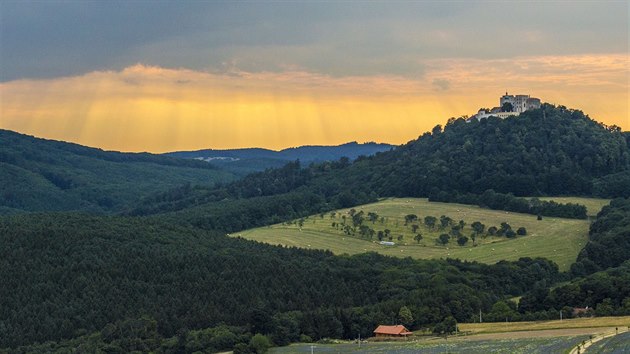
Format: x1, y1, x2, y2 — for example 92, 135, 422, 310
0, 129, 236, 213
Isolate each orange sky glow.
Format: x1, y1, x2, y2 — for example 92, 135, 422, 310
1, 53, 628, 152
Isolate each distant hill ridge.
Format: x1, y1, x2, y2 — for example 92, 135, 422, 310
165, 141, 394, 175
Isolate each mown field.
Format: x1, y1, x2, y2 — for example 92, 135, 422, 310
459, 316, 630, 334
237, 198, 605, 271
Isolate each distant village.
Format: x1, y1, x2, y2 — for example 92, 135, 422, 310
469, 92, 541, 121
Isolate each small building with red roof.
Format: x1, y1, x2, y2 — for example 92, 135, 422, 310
373, 325, 413, 338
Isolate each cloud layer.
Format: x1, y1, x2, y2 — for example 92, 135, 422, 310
2, 53, 627, 152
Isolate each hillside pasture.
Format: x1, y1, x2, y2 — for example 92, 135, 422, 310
537, 197, 610, 218
237, 198, 597, 271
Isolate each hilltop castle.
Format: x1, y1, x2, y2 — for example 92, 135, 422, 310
471, 92, 541, 120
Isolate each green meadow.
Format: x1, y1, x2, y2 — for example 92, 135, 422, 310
237, 198, 607, 271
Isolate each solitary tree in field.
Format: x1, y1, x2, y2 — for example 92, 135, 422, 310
471, 221, 485, 235
404, 214, 418, 225
439, 215, 453, 229
450, 225, 462, 237
414, 233, 423, 243
377, 230, 384, 241
368, 212, 379, 224
424, 216, 437, 229
411, 224, 419, 233
384, 229, 391, 239
438, 234, 450, 245
499, 222, 512, 236
517, 227, 527, 236
457, 235, 469, 246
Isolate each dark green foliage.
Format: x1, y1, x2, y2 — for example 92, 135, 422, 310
520, 261, 630, 317
430, 190, 588, 219
593, 171, 630, 198
341, 105, 629, 198
572, 198, 630, 275
424, 216, 437, 229
0, 213, 559, 349
433, 316, 457, 335
404, 214, 418, 225
0, 130, 235, 213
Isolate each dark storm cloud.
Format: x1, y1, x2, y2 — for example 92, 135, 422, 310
1, 1, 627, 82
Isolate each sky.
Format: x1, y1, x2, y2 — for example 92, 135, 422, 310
0, 1, 628, 152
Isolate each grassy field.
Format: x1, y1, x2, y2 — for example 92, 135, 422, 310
459, 316, 630, 334
237, 198, 602, 271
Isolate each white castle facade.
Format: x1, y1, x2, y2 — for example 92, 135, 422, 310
471, 92, 541, 120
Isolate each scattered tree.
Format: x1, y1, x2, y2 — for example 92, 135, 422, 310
424, 216, 437, 229
439, 215, 453, 229
438, 234, 450, 245
404, 214, 418, 225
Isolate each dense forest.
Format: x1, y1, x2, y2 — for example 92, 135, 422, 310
343, 105, 628, 198
0, 213, 559, 350
572, 198, 630, 275
2, 105, 630, 352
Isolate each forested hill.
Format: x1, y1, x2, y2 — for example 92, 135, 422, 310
0, 130, 236, 214
165, 142, 394, 176
131, 105, 628, 228
343, 104, 629, 198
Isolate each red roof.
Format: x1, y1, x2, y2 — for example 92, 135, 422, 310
373, 325, 413, 335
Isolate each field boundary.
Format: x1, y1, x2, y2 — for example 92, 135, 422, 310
569, 327, 628, 354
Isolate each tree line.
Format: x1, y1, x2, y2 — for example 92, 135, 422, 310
429, 189, 588, 219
